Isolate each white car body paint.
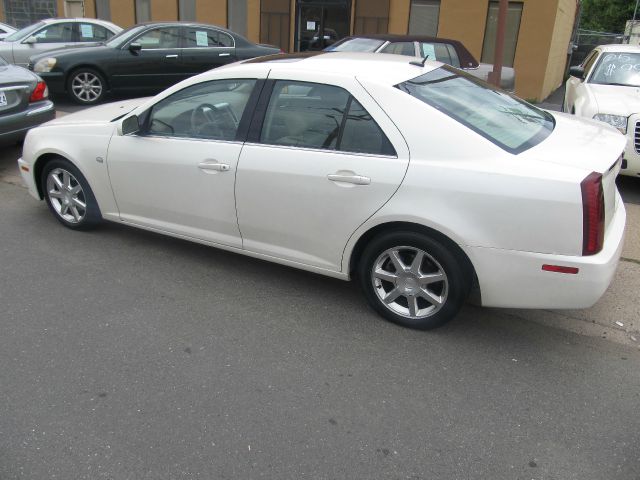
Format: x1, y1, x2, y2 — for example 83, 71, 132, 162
20, 53, 626, 310
565, 44, 640, 177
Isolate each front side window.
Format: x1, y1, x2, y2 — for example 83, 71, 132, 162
589, 52, 640, 87
146, 79, 256, 141
134, 27, 181, 49
260, 80, 395, 155
32, 23, 74, 43
5, 21, 44, 42
185, 28, 234, 48
381, 42, 416, 56
397, 66, 554, 154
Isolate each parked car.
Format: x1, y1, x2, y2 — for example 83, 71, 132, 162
564, 44, 640, 178
326, 34, 516, 91
0, 21, 17, 40
0, 18, 121, 68
0, 55, 54, 145
18, 52, 625, 330
29, 21, 281, 105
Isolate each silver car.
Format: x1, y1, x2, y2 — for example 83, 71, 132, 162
0, 22, 17, 40
0, 18, 121, 67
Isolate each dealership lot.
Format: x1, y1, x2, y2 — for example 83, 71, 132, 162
1, 98, 639, 478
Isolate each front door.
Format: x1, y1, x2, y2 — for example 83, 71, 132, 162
13, 21, 75, 67
297, 1, 351, 51
110, 26, 184, 93
235, 77, 409, 272
107, 78, 260, 248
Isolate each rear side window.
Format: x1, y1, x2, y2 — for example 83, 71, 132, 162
327, 37, 385, 52
381, 42, 415, 56
397, 66, 554, 154
419, 42, 461, 67
185, 28, 234, 48
260, 80, 395, 156
78, 23, 113, 42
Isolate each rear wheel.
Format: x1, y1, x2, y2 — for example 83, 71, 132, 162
358, 231, 471, 330
67, 68, 106, 105
41, 158, 102, 230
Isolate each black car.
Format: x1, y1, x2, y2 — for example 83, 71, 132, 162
29, 22, 281, 105
0, 56, 55, 145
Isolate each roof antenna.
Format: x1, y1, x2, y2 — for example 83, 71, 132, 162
410, 55, 429, 67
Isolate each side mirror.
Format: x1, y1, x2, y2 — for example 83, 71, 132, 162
569, 65, 585, 80
128, 42, 142, 53
121, 115, 140, 135
24, 36, 37, 45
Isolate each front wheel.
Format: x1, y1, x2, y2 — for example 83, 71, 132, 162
358, 231, 471, 330
67, 68, 106, 105
41, 158, 102, 230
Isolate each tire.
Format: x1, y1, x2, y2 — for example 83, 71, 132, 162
67, 68, 106, 105
357, 231, 471, 330
41, 158, 102, 230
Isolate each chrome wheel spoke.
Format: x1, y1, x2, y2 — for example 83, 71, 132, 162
389, 250, 407, 272
409, 250, 424, 275
383, 287, 403, 304
373, 268, 398, 283
48, 189, 64, 199
70, 206, 81, 221
72, 197, 86, 209
419, 289, 443, 306
52, 174, 64, 190
419, 272, 445, 286
407, 296, 419, 317
62, 171, 71, 189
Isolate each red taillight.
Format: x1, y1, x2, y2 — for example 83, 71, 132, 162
580, 171, 604, 256
29, 81, 48, 103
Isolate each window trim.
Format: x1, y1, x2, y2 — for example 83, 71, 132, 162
250, 79, 398, 157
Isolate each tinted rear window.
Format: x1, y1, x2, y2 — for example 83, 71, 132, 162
397, 66, 554, 154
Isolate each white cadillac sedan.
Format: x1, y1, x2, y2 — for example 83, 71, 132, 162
19, 52, 626, 330
564, 44, 640, 177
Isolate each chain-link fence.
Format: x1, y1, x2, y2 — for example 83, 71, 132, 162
570, 29, 625, 66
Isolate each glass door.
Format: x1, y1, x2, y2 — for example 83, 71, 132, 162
297, 1, 351, 51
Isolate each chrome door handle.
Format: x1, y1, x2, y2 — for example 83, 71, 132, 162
219, 53, 230, 57
198, 161, 230, 172
327, 174, 370, 185
165, 54, 178, 58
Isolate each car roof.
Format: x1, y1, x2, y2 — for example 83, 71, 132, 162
235, 51, 441, 85
596, 44, 640, 53
39, 17, 121, 30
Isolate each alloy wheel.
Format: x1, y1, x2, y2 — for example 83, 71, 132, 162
46, 168, 86, 224
71, 72, 103, 103
371, 246, 448, 319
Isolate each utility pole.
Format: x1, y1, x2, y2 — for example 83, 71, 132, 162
489, 0, 508, 87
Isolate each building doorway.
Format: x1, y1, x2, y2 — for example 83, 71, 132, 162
296, 0, 351, 51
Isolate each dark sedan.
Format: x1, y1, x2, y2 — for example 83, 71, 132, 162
29, 22, 281, 105
0, 56, 55, 145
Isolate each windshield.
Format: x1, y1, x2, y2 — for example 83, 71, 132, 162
397, 66, 554, 154
105, 25, 146, 47
4, 21, 44, 42
589, 52, 640, 87
325, 38, 385, 52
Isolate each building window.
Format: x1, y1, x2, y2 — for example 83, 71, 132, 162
261, 0, 290, 52
179, 0, 196, 21
408, 0, 439, 36
95, 0, 111, 21
228, 0, 247, 36
481, 1, 523, 68
135, 0, 151, 23
354, 0, 389, 35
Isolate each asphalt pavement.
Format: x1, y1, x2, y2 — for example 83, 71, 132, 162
0, 95, 639, 479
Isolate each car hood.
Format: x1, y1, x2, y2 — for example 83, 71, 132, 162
45, 97, 152, 126
588, 83, 640, 116
521, 111, 625, 173
0, 63, 39, 84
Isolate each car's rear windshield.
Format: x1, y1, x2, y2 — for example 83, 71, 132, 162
396, 65, 554, 154
4, 21, 44, 42
326, 38, 385, 52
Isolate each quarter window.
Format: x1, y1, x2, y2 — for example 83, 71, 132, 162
381, 42, 416, 56
146, 79, 256, 141
185, 28, 234, 48
260, 81, 395, 155
134, 27, 181, 49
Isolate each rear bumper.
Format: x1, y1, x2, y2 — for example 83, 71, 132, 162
465, 194, 626, 309
0, 100, 55, 145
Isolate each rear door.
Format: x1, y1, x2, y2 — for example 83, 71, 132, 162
235, 75, 409, 272
181, 26, 236, 77
110, 26, 183, 92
